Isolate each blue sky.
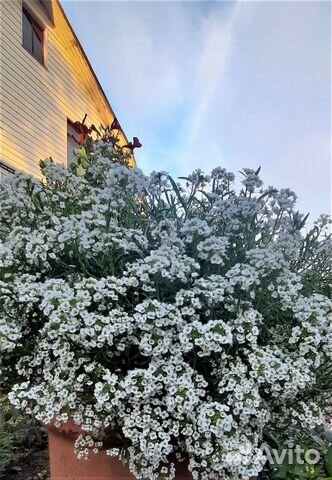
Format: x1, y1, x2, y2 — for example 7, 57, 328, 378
62, 0, 331, 222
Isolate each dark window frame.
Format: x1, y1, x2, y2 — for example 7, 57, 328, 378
22, 7, 45, 65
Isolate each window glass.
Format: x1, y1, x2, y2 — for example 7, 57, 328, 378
67, 121, 80, 164
22, 8, 44, 64
33, 29, 43, 63
23, 11, 32, 53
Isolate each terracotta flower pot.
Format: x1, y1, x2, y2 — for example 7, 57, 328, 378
48, 421, 192, 480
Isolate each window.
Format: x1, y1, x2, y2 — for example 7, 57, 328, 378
22, 8, 44, 64
0, 162, 15, 179
67, 120, 80, 164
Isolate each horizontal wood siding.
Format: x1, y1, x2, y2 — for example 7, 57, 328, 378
0, 0, 125, 177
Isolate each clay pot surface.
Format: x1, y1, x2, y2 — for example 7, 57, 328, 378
48, 421, 192, 480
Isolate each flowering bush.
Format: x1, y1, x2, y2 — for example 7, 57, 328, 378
0, 138, 331, 480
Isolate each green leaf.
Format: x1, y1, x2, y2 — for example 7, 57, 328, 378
297, 212, 310, 230
257, 189, 278, 202
325, 445, 332, 476
273, 466, 288, 479
77, 146, 88, 161
76, 165, 86, 177
168, 176, 187, 214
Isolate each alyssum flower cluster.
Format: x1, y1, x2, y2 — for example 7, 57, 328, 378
0, 140, 331, 480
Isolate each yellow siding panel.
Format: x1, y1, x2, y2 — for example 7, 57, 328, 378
0, 0, 128, 176
0, 46, 107, 124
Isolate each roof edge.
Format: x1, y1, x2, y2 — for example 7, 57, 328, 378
55, 0, 132, 149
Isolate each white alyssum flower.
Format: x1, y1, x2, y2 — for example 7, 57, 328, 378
0, 143, 331, 480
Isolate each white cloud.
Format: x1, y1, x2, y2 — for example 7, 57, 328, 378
187, 3, 241, 145
63, 0, 331, 219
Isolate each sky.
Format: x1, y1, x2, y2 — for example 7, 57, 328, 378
62, 0, 331, 222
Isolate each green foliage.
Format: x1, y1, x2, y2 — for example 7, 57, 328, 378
270, 436, 332, 480
0, 396, 44, 479
272, 458, 328, 480
325, 445, 332, 476
0, 398, 17, 479
0, 428, 14, 479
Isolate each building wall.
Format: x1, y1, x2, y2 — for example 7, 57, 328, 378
0, 0, 126, 177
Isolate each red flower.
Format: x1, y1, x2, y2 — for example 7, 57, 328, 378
73, 122, 91, 136
133, 137, 142, 149
67, 133, 80, 144
111, 118, 122, 131
124, 137, 142, 152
